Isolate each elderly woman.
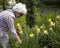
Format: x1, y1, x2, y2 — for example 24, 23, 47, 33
0, 3, 27, 48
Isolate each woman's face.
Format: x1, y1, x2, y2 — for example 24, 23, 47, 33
15, 12, 23, 18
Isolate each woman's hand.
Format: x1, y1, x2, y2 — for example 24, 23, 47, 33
15, 34, 22, 45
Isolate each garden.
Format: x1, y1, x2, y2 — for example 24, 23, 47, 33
0, 0, 60, 48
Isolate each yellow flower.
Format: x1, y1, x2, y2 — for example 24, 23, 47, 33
29, 34, 34, 37
50, 21, 55, 26
16, 23, 22, 29
36, 28, 40, 33
16, 23, 23, 34
16, 23, 21, 29
34, 26, 40, 33
40, 26, 44, 29
49, 27, 53, 31
43, 30, 48, 34
19, 30, 23, 34
56, 15, 60, 19
40, 24, 45, 29
16, 23, 20, 27
48, 18, 52, 22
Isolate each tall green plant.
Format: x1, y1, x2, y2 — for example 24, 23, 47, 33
26, 0, 36, 27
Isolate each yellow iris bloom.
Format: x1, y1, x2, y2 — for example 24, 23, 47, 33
43, 30, 48, 34
29, 34, 34, 37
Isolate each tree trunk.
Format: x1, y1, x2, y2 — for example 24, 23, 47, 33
18, 0, 36, 27
2, 0, 7, 10
26, 0, 36, 27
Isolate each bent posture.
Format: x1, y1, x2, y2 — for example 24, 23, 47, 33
0, 3, 27, 48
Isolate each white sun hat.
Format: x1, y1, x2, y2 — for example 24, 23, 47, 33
12, 3, 27, 14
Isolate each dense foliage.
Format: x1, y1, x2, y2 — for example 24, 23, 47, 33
0, 0, 60, 48
41, 0, 60, 5
0, 6, 60, 48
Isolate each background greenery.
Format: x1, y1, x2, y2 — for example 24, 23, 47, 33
0, 0, 60, 48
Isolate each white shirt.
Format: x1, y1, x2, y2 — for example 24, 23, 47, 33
0, 9, 17, 38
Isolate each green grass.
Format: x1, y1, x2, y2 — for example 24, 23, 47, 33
14, 15, 26, 25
